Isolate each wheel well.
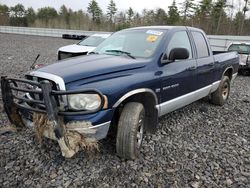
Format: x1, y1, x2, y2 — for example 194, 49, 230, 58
110, 92, 158, 134
224, 68, 233, 80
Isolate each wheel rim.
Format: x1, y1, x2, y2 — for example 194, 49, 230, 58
136, 113, 144, 148
222, 82, 229, 100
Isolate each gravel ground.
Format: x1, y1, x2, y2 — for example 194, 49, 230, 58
0, 33, 250, 187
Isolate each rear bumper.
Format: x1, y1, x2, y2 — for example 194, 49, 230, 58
239, 64, 250, 70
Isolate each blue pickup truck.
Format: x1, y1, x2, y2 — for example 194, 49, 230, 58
1, 26, 239, 159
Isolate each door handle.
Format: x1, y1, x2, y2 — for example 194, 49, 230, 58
187, 66, 197, 71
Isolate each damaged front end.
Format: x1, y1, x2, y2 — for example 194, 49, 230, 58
1, 76, 105, 158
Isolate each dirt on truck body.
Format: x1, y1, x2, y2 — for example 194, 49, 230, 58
1, 26, 239, 159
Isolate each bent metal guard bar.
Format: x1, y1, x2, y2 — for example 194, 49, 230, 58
0, 76, 105, 139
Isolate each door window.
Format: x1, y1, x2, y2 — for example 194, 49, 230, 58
167, 31, 193, 59
192, 31, 209, 58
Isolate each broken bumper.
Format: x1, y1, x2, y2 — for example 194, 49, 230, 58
21, 110, 111, 140
1, 76, 111, 157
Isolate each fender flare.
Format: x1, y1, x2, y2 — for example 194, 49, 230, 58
112, 88, 158, 108
221, 66, 233, 80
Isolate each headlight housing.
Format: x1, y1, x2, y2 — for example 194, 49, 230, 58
68, 94, 102, 111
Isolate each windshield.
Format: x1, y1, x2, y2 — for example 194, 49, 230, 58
228, 44, 250, 54
93, 29, 166, 58
78, 36, 107, 47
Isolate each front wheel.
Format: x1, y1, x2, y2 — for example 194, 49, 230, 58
116, 102, 145, 160
211, 76, 230, 106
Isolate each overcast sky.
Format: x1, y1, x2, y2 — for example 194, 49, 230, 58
0, 0, 183, 13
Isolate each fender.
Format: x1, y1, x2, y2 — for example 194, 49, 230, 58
112, 88, 158, 108
112, 88, 159, 133
221, 66, 233, 80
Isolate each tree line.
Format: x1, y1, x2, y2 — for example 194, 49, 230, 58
0, 0, 250, 35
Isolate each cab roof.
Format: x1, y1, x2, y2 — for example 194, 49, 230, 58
124, 25, 203, 32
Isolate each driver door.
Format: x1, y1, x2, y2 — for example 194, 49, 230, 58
160, 30, 197, 105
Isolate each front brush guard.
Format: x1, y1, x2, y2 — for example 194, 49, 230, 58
1, 76, 25, 128
0, 76, 105, 139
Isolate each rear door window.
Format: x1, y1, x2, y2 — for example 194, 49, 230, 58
192, 31, 209, 58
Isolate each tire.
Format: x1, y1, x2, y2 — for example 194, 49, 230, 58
211, 76, 230, 106
116, 102, 145, 160
241, 70, 249, 76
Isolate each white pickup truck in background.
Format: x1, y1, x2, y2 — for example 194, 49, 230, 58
227, 43, 250, 75
58, 33, 111, 60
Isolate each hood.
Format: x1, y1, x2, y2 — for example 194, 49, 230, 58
34, 54, 147, 83
58, 44, 96, 53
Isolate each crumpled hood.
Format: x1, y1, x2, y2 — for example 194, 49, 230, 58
34, 54, 147, 83
58, 44, 96, 53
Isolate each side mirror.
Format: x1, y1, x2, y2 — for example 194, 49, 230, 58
161, 48, 189, 64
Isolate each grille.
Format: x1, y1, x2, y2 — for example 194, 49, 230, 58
58, 51, 88, 60
25, 75, 62, 108
58, 51, 73, 60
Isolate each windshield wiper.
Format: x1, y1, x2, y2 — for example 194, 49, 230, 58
105, 50, 136, 59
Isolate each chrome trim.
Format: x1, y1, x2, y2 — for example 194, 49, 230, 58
66, 121, 111, 131
91, 121, 111, 129
66, 121, 111, 141
156, 81, 220, 117
29, 71, 66, 91
210, 81, 220, 93
232, 73, 237, 82
28, 71, 67, 107
113, 88, 158, 108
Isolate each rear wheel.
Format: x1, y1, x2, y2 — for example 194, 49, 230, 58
241, 70, 249, 76
211, 76, 230, 106
116, 102, 145, 160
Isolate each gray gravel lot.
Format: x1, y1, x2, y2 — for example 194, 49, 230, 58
0, 33, 250, 187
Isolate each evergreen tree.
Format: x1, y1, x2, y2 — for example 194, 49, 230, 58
37, 7, 58, 26
87, 0, 103, 24
10, 4, 27, 26
0, 1, 250, 35
234, 11, 244, 35
240, 0, 249, 34
133, 12, 142, 26
26, 7, 36, 26
107, 0, 117, 23
59, 5, 70, 28
168, 0, 180, 25
127, 7, 134, 22
0, 4, 9, 25
194, 0, 213, 32
116, 11, 128, 30
141, 9, 155, 25
211, 0, 227, 34
155, 8, 167, 25
0, 4, 9, 15
180, 0, 195, 24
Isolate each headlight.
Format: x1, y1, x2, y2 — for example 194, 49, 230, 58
68, 94, 102, 111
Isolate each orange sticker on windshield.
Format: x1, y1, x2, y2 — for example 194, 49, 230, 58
146, 35, 158, 42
